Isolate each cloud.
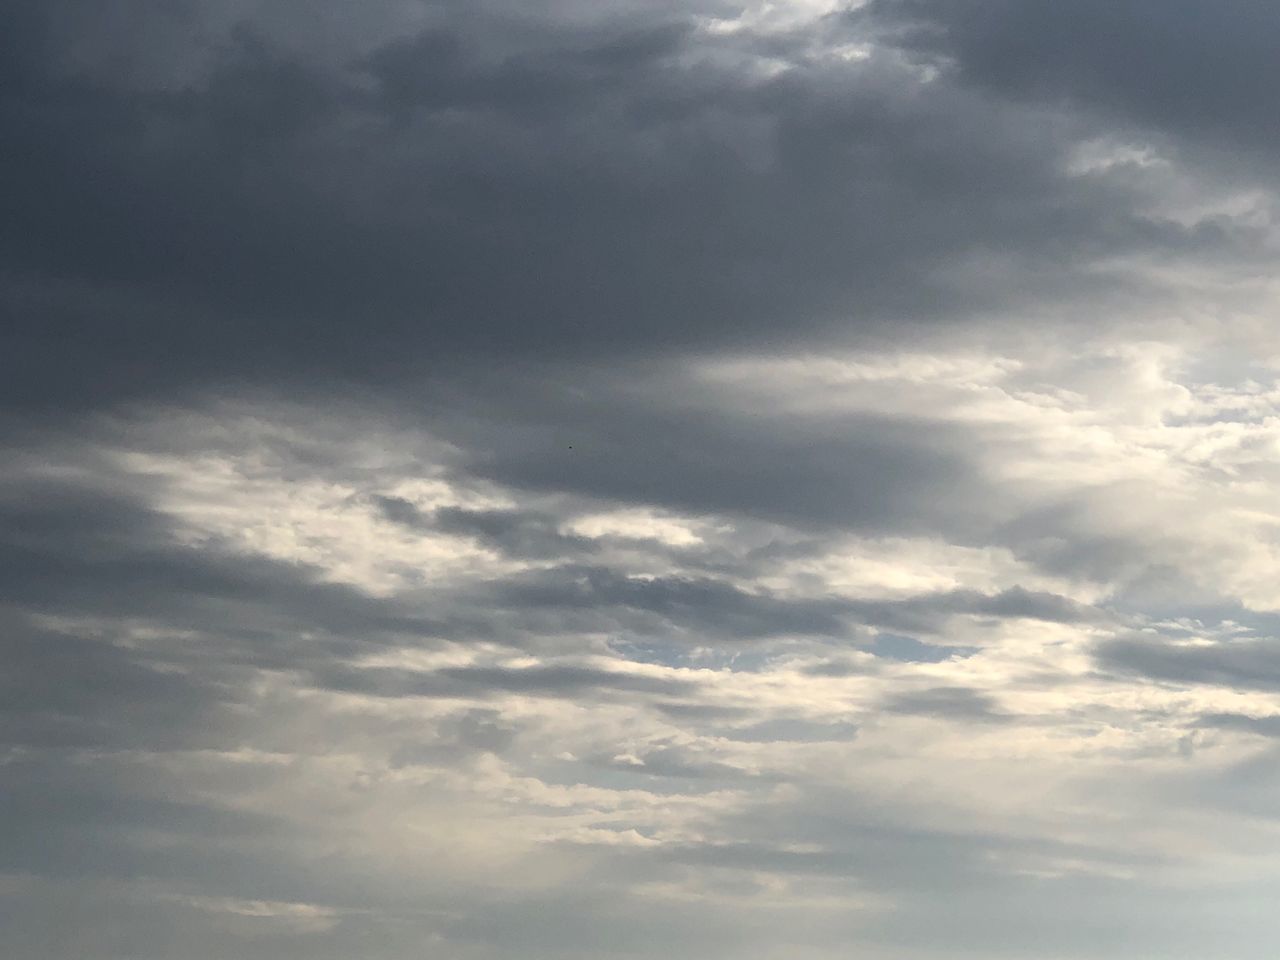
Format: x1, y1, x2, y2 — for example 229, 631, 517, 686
4, 0, 1260, 416
864, 0, 1280, 159
1097, 636, 1280, 691
882, 685, 1011, 723
10, 1, 1280, 958
310, 661, 699, 700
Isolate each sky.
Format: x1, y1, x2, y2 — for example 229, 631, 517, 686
7, 1, 1280, 958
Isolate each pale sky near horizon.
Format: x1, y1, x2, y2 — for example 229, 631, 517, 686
8, 2, 1280, 958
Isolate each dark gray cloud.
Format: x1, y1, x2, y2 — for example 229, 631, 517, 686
1096, 636, 1280, 691
1197, 713, 1280, 738
864, 0, 1280, 160
1, 0, 1239, 416
473, 563, 853, 639
374, 496, 598, 558
450, 402, 987, 535
0, 610, 231, 751
848, 585, 1096, 633
6, 2, 1280, 958
882, 685, 1010, 723
311, 661, 697, 700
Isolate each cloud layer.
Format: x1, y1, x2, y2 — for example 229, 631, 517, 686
8, 2, 1280, 958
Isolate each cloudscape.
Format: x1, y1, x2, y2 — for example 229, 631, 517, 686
7, 2, 1280, 957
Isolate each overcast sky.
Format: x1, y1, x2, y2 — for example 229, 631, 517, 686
8, 2, 1280, 958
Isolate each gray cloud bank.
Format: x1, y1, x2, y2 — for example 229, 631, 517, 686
6, 0, 1270, 412
8, 2, 1280, 959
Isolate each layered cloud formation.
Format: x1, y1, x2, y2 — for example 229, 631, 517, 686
7, 2, 1280, 958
